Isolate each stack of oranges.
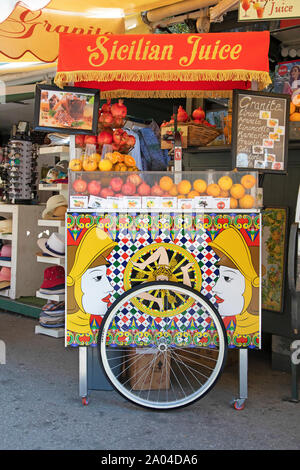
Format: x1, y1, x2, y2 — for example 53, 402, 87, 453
158, 174, 256, 209
69, 151, 139, 172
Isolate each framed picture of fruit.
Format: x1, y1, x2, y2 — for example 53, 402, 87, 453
34, 84, 100, 135
232, 89, 290, 174
262, 207, 288, 313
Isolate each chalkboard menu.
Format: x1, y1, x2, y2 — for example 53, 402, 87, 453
232, 90, 290, 173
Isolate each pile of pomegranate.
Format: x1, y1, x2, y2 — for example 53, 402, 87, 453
74, 99, 136, 154
160, 105, 216, 128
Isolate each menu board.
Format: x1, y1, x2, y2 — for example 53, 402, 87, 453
232, 90, 289, 173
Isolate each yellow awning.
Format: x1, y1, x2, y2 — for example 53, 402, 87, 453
0, 0, 184, 62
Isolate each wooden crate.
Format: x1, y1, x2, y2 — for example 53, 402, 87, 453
127, 348, 170, 391
161, 122, 221, 149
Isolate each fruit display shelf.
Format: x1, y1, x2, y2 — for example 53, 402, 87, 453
68, 170, 259, 212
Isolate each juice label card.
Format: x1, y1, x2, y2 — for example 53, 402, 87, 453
70, 195, 88, 209
88, 196, 107, 209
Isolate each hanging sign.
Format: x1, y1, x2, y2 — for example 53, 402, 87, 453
55, 31, 271, 92
238, 0, 300, 22
0, 5, 125, 62
232, 90, 290, 173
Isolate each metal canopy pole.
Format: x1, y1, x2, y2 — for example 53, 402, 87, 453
232, 349, 248, 410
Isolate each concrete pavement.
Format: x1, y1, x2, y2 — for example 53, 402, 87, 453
0, 311, 299, 450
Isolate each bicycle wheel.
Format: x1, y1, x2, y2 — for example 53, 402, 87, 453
97, 281, 227, 410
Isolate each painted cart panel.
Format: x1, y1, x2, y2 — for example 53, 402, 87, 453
66, 211, 261, 349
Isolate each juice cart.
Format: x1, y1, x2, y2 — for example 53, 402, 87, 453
56, 30, 270, 409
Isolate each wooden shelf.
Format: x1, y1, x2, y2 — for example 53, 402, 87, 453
36, 290, 65, 302
0, 289, 11, 298
35, 325, 65, 338
39, 146, 69, 156
38, 219, 65, 228
37, 255, 65, 266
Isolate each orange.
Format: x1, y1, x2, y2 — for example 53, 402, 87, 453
220, 189, 229, 198
193, 179, 207, 194
159, 176, 174, 191
241, 174, 256, 189
187, 190, 200, 199
69, 159, 82, 171
230, 183, 245, 200
230, 197, 238, 209
124, 155, 136, 167
207, 183, 221, 197
90, 152, 101, 163
168, 184, 178, 196
239, 194, 255, 209
290, 102, 296, 115
218, 175, 233, 191
177, 195, 185, 199
99, 159, 113, 171
82, 158, 98, 171
177, 180, 192, 195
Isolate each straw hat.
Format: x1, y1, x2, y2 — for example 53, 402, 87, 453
42, 195, 68, 220
0, 219, 12, 234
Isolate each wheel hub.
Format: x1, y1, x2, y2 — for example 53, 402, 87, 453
157, 337, 168, 351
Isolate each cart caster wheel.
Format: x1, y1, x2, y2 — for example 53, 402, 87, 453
233, 399, 245, 411
82, 396, 89, 406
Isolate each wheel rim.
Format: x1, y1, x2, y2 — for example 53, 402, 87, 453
123, 243, 202, 318
99, 282, 227, 410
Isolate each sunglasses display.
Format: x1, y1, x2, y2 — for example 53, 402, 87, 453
1, 139, 38, 203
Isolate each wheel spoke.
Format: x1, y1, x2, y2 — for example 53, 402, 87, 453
98, 281, 227, 410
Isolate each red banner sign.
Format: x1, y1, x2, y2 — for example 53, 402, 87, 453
55, 32, 271, 97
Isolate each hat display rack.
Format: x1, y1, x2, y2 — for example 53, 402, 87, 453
2, 139, 38, 204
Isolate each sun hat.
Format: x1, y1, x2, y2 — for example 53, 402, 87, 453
40, 266, 65, 289
0, 219, 12, 234
40, 160, 68, 184
0, 244, 12, 260
42, 194, 68, 220
0, 267, 11, 282
37, 232, 65, 258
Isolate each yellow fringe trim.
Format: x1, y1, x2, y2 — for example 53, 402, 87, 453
54, 69, 271, 91
99, 89, 233, 99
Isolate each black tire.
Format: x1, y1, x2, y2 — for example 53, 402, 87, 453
97, 281, 228, 410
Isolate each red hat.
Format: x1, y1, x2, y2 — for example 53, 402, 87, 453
40, 266, 65, 289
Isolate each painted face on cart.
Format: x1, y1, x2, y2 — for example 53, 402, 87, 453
212, 265, 245, 317
81, 265, 114, 316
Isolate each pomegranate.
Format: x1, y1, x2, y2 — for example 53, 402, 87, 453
75, 135, 85, 147
111, 99, 127, 118
97, 130, 113, 146
87, 180, 101, 196
121, 182, 136, 196
100, 187, 114, 198
137, 182, 151, 196
84, 135, 97, 145
113, 116, 125, 128
101, 99, 111, 114
126, 135, 136, 148
127, 174, 142, 187
110, 177, 123, 192
113, 128, 126, 145
151, 184, 164, 196
73, 178, 87, 193
99, 111, 114, 127
177, 105, 189, 123
192, 106, 205, 121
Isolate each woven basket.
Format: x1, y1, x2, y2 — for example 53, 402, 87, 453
188, 123, 221, 147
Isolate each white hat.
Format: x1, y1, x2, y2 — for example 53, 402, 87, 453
42, 194, 68, 220
37, 233, 65, 258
